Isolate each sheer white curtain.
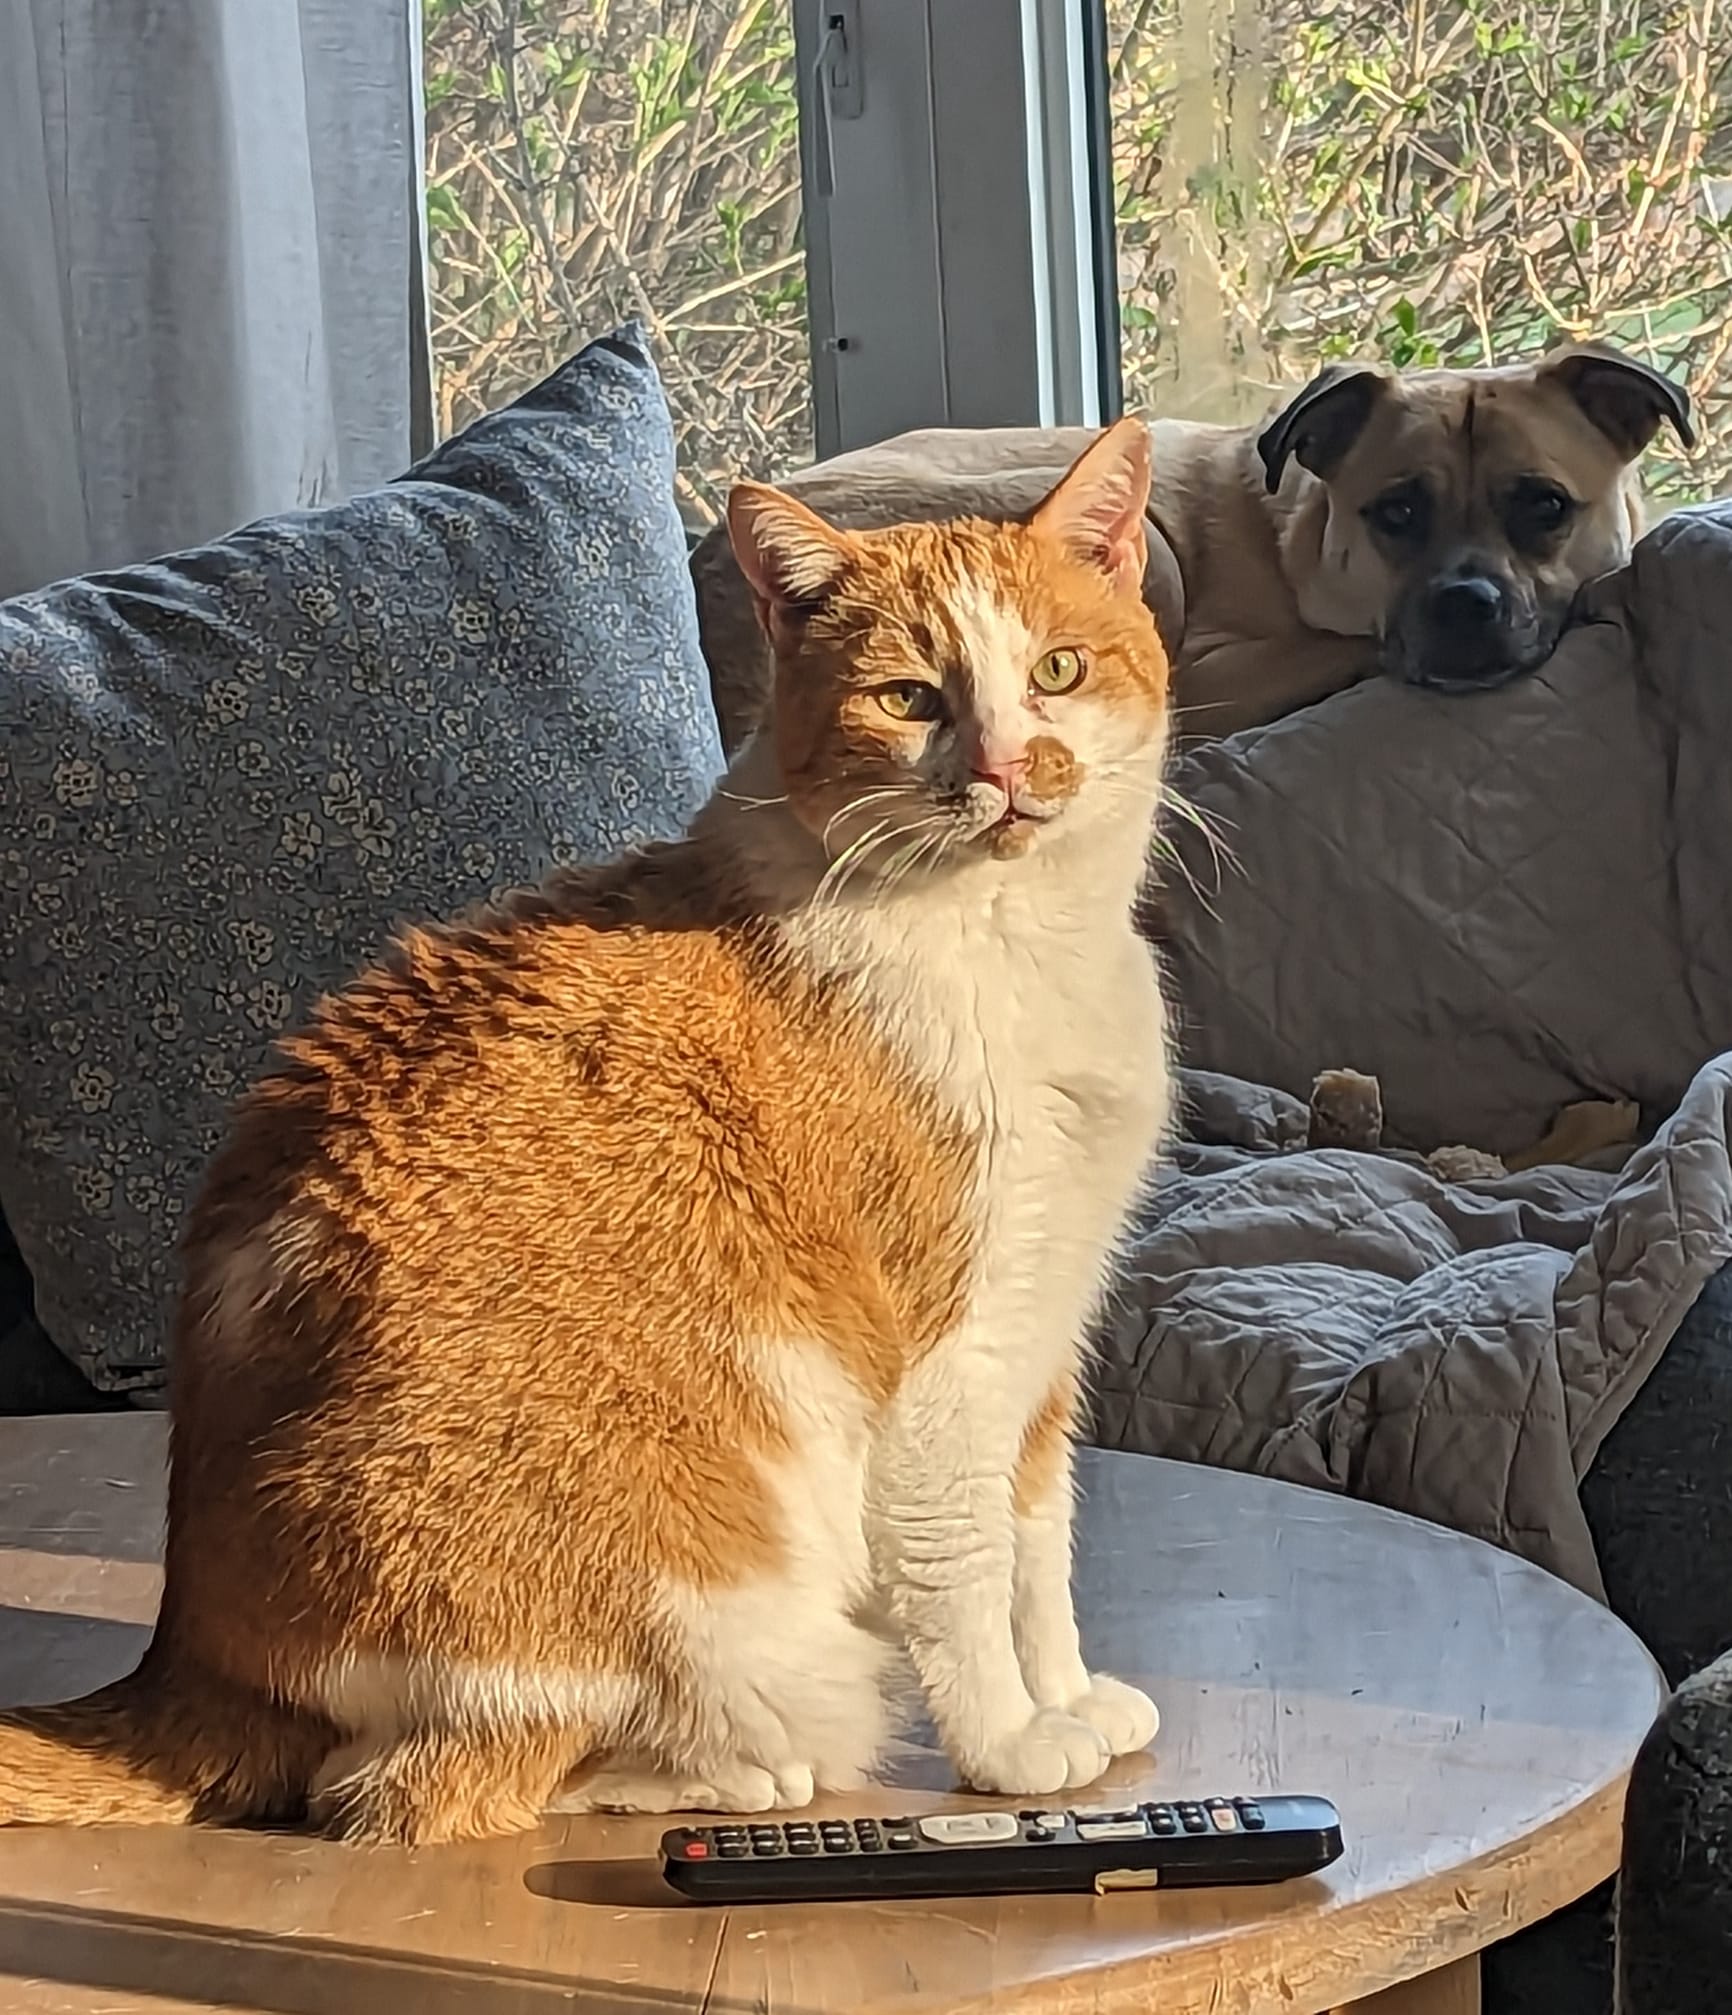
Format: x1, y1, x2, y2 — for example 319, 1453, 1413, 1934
0, 0, 431, 598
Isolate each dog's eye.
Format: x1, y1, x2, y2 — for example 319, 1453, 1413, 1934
876, 681, 944, 723
1365, 488, 1428, 540
1511, 482, 1575, 536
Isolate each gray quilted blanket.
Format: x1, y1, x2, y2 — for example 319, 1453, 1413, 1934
1093, 504, 1732, 1595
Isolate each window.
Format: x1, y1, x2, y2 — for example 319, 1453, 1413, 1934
1105, 0, 1732, 500
423, 3, 1728, 504
792, 0, 1114, 456
422, 0, 812, 525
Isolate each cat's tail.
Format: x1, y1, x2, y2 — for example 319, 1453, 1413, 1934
0, 1662, 331, 1829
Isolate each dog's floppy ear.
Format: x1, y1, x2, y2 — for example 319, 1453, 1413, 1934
1539, 342, 1696, 458
1256, 365, 1389, 494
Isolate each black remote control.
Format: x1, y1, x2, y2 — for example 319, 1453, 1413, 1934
660, 1794, 1343, 1902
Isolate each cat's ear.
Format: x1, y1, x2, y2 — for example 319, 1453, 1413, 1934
727, 483, 856, 626
1030, 417, 1151, 595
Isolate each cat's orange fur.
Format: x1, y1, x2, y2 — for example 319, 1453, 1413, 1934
0, 419, 1172, 1843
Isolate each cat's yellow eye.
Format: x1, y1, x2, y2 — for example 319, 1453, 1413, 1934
877, 681, 943, 722
1031, 647, 1087, 696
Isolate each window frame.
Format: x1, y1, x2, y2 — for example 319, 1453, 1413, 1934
795, 0, 1120, 461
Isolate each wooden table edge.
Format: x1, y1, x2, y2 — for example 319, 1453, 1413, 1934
927, 1770, 1633, 2015
0, 1421, 1663, 2015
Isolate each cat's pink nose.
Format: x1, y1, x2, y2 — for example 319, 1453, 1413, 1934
971, 755, 1028, 798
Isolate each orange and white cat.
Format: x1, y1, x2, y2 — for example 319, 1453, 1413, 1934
0, 418, 1172, 1844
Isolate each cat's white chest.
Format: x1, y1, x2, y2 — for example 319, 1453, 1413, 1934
945, 903, 1161, 1152
853, 875, 1170, 1361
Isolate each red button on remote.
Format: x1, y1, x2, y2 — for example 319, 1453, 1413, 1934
684, 1840, 709, 1858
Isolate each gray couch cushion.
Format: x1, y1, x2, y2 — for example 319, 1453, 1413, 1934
1157, 508, 1732, 1156
0, 323, 722, 1394
1089, 507, 1732, 1593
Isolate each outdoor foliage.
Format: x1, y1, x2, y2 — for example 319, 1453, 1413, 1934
423, 0, 1732, 515
1111, 0, 1732, 498
422, 0, 809, 524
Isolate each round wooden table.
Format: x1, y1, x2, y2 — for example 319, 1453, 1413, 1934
0, 1414, 1663, 2015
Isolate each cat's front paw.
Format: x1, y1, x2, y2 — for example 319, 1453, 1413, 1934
963, 1708, 1112, 1797
1065, 1675, 1159, 1757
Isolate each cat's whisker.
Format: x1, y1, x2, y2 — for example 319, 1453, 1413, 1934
1161, 787, 1239, 889
1076, 769, 1236, 917
877, 817, 952, 896
853, 822, 934, 902
1149, 799, 1236, 918
821, 785, 919, 854
814, 818, 899, 909
826, 813, 943, 908
1150, 836, 1226, 923
718, 788, 789, 812
905, 828, 957, 890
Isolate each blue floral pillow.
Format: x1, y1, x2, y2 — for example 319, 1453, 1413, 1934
0, 324, 723, 1394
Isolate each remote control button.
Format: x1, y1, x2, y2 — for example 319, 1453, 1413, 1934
1238, 1802, 1267, 1830
1152, 1812, 1178, 1835
1210, 1808, 1240, 1831
918, 1811, 1019, 1846
1025, 1825, 1054, 1843
682, 1839, 709, 1859
887, 1830, 917, 1849
1181, 1809, 1209, 1833
1076, 1815, 1151, 1842
789, 1839, 820, 1855
718, 1843, 749, 1857
785, 1825, 816, 1841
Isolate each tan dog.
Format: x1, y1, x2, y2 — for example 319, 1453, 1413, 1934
690, 342, 1692, 747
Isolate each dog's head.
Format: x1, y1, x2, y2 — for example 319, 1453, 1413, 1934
1257, 342, 1694, 690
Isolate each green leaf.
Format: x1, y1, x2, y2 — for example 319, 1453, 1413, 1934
424, 184, 465, 236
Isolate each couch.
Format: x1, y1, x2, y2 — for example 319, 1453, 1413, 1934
1617, 1644, 1732, 2013
691, 427, 1732, 2014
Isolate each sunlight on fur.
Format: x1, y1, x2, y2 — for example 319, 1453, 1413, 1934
0, 420, 1176, 1845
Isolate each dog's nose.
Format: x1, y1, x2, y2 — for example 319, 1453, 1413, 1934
1430, 577, 1505, 630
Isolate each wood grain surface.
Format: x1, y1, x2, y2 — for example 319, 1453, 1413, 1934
0, 1414, 1662, 2015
